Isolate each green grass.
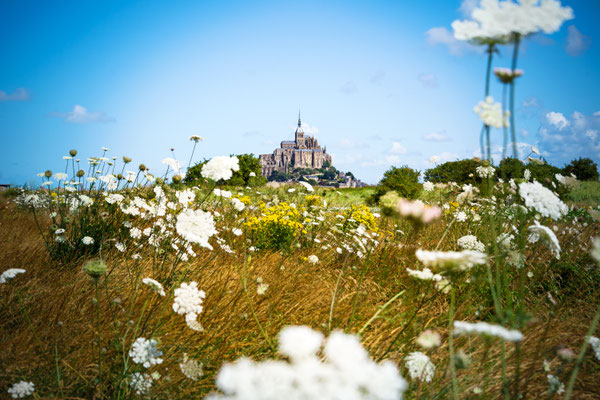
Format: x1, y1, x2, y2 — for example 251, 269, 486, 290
321, 186, 376, 207
565, 181, 600, 207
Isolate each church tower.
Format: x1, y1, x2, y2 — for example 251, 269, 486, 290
294, 110, 304, 143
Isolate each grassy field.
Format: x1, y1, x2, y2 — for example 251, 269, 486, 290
1, 179, 600, 399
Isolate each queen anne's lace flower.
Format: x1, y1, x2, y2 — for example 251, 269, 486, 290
142, 278, 166, 296
173, 281, 205, 328
519, 181, 568, 220
180, 353, 204, 380
130, 372, 153, 395
452, 0, 573, 40
416, 330, 442, 349
404, 352, 436, 382
416, 249, 487, 272
457, 235, 486, 252
406, 267, 443, 281
201, 156, 239, 181
423, 181, 434, 192
0, 268, 26, 284
176, 209, 217, 249
588, 336, 600, 361
474, 97, 509, 128
129, 337, 163, 368
454, 320, 523, 342
307, 255, 319, 264
7, 381, 35, 398
528, 222, 561, 259
206, 326, 408, 400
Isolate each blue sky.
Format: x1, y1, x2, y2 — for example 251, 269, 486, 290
1, 0, 599, 185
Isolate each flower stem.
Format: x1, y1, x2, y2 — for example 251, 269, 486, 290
510, 34, 521, 158
448, 287, 459, 400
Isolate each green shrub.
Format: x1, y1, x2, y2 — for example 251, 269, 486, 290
498, 157, 525, 181
562, 157, 599, 181
370, 166, 421, 203
424, 158, 482, 185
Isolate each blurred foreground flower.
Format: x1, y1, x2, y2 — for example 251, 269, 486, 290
206, 326, 408, 399
454, 320, 523, 342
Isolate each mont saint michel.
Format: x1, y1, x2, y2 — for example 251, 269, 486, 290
259, 113, 332, 177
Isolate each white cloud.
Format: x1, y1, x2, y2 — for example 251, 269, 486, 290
0, 87, 31, 102
301, 123, 319, 136
390, 142, 407, 154
459, 0, 480, 18
546, 111, 568, 130
417, 73, 438, 88
340, 81, 357, 94
49, 105, 113, 123
538, 111, 600, 165
425, 27, 478, 56
593, 110, 600, 117
565, 25, 591, 56
422, 132, 451, 142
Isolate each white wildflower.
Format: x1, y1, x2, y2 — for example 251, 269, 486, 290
454, 320, 523, 342
129, 337, 163, 368
528, 222, 561, 259
307, 255, 319, 264
404, 352, 436, 382
519, 181, 568, 220
588, 336, 600, 361
173, 282, 205, 326
180, 353, 203, 380
201, 156, 239, 181
129, 372, 153, 395
176, 209, 218, 250
416, 330, 442, 349
474, 97, 509, 128
142, 278, 166, 296
0, 269, 26, 284
7, 381, 35, 398
406, 267, 443, 281
423, 181, 435, 192
416, 249, 487, 272
457, 235, 485, 252
82, 236, 94, 245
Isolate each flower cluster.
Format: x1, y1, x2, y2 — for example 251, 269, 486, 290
519, 181, 568, 220
176, 209, 218, 249
201, 155, 240, 181
129, 337, 164, 368
452, 0, 573, 41
206, 326, 408, 399
457, 235, 486, 253
7, 381, 35, 399
404, 352, 436, 382
0, 268, 26, 284
474, 96, 509, 128
173, 281, 206, 330
453, 320, 523, 342
416, 249, 487, 272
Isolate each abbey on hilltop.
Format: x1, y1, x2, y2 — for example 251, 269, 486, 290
259, 112, 332, 177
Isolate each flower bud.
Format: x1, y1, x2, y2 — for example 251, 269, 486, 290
172, 174, 182, 184
83, 259, 107, 278
69, 149, 78, 157
123, 156, 132, 163
139, 164, 146, 171
44, 170, 53, 178
155, 177, 164, 185
76, 169, 85, 178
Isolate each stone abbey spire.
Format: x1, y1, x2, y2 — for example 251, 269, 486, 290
259, 112, 332, 178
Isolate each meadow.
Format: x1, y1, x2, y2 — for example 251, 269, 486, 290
1, 153, 599, 399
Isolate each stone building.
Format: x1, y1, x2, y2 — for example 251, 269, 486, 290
259, 113, 332, 177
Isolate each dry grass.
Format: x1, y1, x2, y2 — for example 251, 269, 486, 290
1, 197, 599, 399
